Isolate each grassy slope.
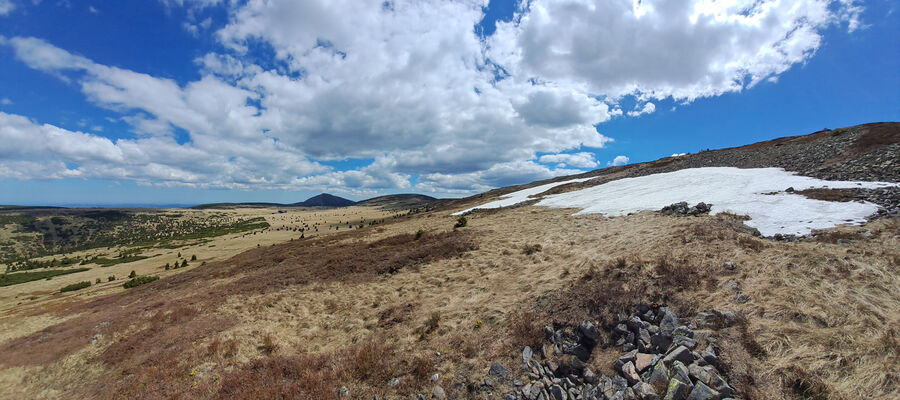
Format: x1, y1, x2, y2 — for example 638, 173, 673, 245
0, 268, 90, 287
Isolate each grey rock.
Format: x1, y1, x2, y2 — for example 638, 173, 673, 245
672, 326, 694, 338
671, 361, 691, 386
484, 377, 494, 387
615, 323, 631, 336
503, 393, 518, 400
432, 385, 446, 399
579, 321, 600, 344
722, 262, 736, 271
417, 394, 427, 400
659, 308, 679, 336
722, 281, 740, 292
647, 362, 669, 394
685, 382, 719, 400
662, 378, 691, 400
733, 292, 750, 304
651, 334, 672, 353
583, 367, 597, 384
432, 373, 440, 382
615, 350, 639, 372
388, 377, 400, 388
523, 346, 534, 363
550, 384, 567, 400
632, 382, 660, 400
635, 352, 656, 372
491, 362, 512, 380
662, 346, 693, 368
620, 361, 641, 385
701, 347, 719, 367
672, 335, 698, 350
339, 386, 351, 397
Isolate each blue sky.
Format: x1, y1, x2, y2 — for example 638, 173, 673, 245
0, 0, 897, 206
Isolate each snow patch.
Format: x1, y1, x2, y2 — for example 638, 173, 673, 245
452, 177, 593, 216
534, 167, 897, 236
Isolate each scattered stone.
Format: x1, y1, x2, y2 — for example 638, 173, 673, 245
388, 377, 400, 388
431, 373, 440, 382
432, 385, 446, 399
339, 386, 351, 398
647, 362, 670, 394
549, 384, 567, 400
722, 261, 737, 271
733, 292, 750, 304
490, 362, 512, 380
523, 346, 534, 363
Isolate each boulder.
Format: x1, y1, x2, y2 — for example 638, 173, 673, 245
647, 362, 670, 394
635, 352, 656, 372
632, 382, 660, 400
432, 385, 446, 399
662, 378, 691, 400
620, 361, 641, 385
685, 382, 719, 400
490, 362, 512, 380
662, 346, 693, 368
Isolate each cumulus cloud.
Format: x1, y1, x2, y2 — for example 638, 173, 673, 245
538, 152, 599, 169
0, 0, 14, 16
609, 155, 630, 166
627, 102, 656, 117
488, 0, 861, 101
0, 98, 11, 105
0, 0, 865, 194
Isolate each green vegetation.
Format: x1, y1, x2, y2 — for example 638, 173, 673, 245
454, 216, 468, 228
59, 281, 91, 292
123, 275, 159, 289
92, 255, 149, 267
0, 268, 90, 287
0, 210, 269, 264
0, 214, 37, 227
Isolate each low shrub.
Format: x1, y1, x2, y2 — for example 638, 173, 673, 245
60, 281, 91, 292
454, 216, 467, 228
522, 244, 542, 255
122, 275, 159, 289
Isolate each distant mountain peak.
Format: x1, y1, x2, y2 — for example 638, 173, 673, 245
292, 193, 356, 207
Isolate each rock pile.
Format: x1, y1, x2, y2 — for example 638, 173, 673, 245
659, 202, 711, 217
516, 306, 738, 400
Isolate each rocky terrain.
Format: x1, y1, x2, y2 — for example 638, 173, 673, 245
0, 122, 897, 400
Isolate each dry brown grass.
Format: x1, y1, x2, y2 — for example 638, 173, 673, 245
1, 203, 897, 399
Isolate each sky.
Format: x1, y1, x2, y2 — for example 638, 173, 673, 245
0, 0, 897, 206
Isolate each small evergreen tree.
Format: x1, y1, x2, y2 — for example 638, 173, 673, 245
128, 270, 137, 278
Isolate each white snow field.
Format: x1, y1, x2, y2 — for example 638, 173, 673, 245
452, 177, 594, 216
455, 167, 898, 236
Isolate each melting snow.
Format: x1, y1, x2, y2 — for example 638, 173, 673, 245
455, 167, 898, 236
452, 177, 594, 216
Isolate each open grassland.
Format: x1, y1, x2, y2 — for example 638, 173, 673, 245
0, 205, 403, 316
0, 199, 897, 399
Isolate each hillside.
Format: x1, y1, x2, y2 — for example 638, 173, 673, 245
292, 193, 357, 207
357, 194, 440, 209
0, 122, 897, 400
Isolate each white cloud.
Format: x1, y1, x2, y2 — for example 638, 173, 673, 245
538, 152, 599, 169
609, 155, 630, 166
0, 98, 11, 105
0, 0, 865, 194
0, 0, 14, 16
488, 0, 862, 101
627, 102, 656, 117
